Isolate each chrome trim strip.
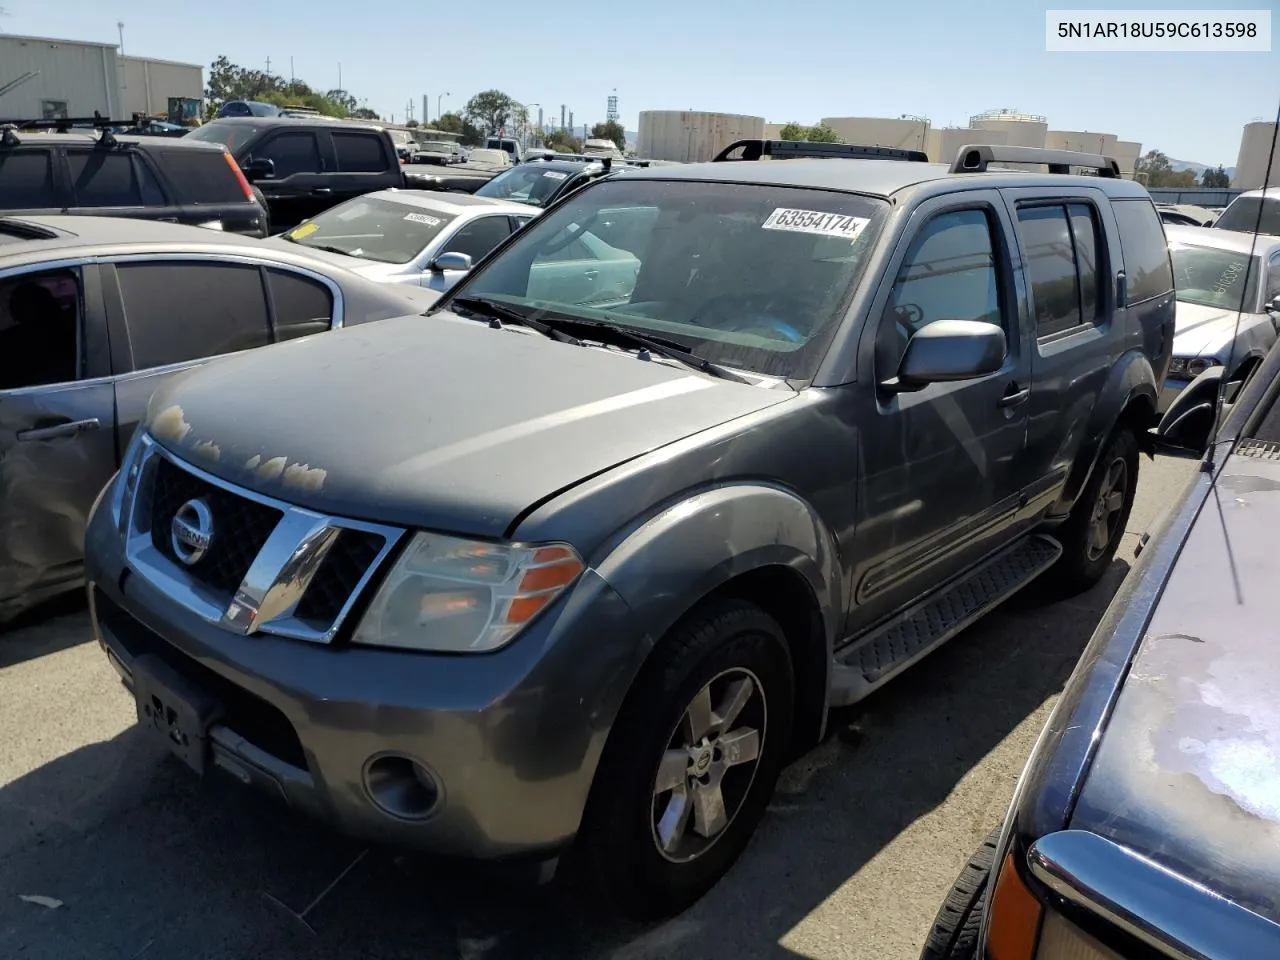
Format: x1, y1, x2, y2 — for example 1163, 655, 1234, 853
1028, 830, 1280, 960
122, 437, 403, 643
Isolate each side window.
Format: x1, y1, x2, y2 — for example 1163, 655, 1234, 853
1069, 204, 1103, 323
534, 232, 596, 263
157, 150, 246, 204
255, 133, 323, 178
0, 150, 59, 208
443, 217, 514, 261
1016, 205, 1081, 337
266, 268, 335, 342
1266, 255, 1280, 303
876, 208, 1004, 375
115, 262, 271, 370
332, 132, 390, 173
1111, 199, 1174, 304
0, 268, 82, 390
66, 152, 163, 207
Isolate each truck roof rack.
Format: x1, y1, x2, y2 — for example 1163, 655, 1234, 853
950, 144, 1121, 178
713, 139, 930, 163
0, 111, 164, 149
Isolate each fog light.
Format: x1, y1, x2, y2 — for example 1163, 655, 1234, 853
363, 754, 441, 820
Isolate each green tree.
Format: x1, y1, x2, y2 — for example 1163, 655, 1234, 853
1201, 165, 1230, 188
543, 129, 582, 153
590, 119, 626, 150
326, 89, 358, 114
434, 111, 482, 145
464, 90, 516, 136
1134, 150, 1196, 188
778, 122, 808, 141
203, 57, 361, 119
805, 123, 842, 143
352, 107, 380, 120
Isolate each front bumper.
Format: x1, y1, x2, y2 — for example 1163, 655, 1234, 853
84, 502, 644, 860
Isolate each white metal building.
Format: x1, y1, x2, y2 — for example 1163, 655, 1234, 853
637, 110, 765, 162
1234, 121, 1280, 190
120, 55, 203, 118
0, 34, 121, 120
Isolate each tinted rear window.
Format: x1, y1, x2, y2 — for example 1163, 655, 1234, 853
66, 151, 164, 207
0, 150, 58, 208
1112, 199, 1174, 304
333, 132, 390, 172
1215, 197, 1280, 238
156, 149, 247, 204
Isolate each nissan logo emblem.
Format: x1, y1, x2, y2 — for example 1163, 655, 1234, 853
171, 498, 214, 566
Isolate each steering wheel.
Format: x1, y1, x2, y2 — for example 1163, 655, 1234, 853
691, 294, 811, 344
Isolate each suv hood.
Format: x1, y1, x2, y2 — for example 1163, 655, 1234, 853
145, 312, 791, 537
1071, 442, 1280, 924
1172, 300, 1268, 361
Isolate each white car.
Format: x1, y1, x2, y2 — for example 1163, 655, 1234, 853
1214, 186, 1280, 238
264, 191, 537, 294
1161, 224, 1280, 411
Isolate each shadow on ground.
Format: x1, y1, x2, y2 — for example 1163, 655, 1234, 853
0, 561, 1129, 960
0, 592, 91, 669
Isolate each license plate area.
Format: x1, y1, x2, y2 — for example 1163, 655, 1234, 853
132, 653, 224, 775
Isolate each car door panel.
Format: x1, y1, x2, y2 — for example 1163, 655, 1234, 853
247, 131, 329, 229
0, 264, 116, 614
846, 191, 1031, 632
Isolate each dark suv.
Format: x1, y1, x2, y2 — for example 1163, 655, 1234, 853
186, 117, 409, 231
83, 140, 1175, 921
0, 121, 266, 236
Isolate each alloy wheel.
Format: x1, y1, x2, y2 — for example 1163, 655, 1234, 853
1087, 457, 1128, 561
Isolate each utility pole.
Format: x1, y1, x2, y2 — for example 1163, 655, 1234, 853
437, 92, 449, 121
290, 57, 294, 86
423, 95, 428, 125
337, 62, 342, 92
265, 55, 271, 75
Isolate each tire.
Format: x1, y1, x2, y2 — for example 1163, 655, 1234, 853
571, 598, 794, 920
921, 828, 1000, 960
250, 185, 271, 236
1046, 427, 1139, 597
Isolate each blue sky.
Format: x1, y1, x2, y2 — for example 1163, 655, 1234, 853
3, 0, 1276, 164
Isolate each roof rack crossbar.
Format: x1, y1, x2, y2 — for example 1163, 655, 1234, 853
950, 144, 1121, 177
713, 139, 930, 163
0, 111, 146, 133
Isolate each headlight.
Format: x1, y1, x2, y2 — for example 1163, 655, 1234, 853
109, 427, 149, 533
352, 533, 585, 653
1169, 356, 1217, 379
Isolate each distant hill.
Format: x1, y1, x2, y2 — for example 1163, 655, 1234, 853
1168, 158, 1235, 180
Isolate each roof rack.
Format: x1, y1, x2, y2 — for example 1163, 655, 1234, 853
950, 144, 1121, 177
713, 139, 930, 163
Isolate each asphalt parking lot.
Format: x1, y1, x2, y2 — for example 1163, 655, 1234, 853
0, 454, 1196, 960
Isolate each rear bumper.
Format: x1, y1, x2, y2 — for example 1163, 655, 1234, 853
84, 504, 645, 860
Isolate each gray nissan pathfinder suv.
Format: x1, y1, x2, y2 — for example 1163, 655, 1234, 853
83, 140, 1175, 919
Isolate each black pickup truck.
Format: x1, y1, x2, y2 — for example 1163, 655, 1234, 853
186, 117, 461, 231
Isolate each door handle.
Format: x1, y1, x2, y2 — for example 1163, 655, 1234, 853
17, 418, 102, 442
311, 187, 332, 196
583, 269, 599, 280
997, 385, 1030, 409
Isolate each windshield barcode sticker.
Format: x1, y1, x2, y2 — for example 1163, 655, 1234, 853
543, 170, 569, 180
762, 208, 870, 240
403, 213, 442, 226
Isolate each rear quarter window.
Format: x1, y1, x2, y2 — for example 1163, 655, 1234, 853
1112, 199, 1174, 304
155, 149, 248, 204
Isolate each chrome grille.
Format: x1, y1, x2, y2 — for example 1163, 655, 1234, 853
123, 436, 402, 644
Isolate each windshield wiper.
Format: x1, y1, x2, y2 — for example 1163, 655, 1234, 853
449, 296, 583, 345
556, 317, 753, 384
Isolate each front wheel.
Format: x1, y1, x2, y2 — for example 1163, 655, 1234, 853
920, 827, 1000, 960
572, 599, 794, 920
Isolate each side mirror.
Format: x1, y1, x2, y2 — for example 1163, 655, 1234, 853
884, 320, 1007, 391
242, 157, 275, 181
432, 251, 474, 273
1154, 365, 1225, 456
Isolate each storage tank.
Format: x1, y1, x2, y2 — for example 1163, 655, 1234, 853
820, 116, 930, 151
928, 127, 1008, 165
636, 110, 765, 163
1112, 141, 1143, 179
1234, 121, 1280, 190
1045, 130, 1119, 157
763, 122, 785, 140
968, 109, 1048, 148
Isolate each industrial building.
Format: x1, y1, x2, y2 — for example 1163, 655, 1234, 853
821, 116, 929, 152
0, 33, 202, 122
1234, 121, 1280, 190
637, 110, 764, 162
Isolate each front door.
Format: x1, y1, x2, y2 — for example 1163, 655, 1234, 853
246, 130, 328, 230
0, 264, 116, 616
848, 192, 1031, 631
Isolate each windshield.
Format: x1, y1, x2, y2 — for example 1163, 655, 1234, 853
475, 165, 578, 207
1171, 243, 1261, 311
185, 121, 257, 153
1215, 197, 1280, 237
282, 196, 458, 264
452, 178, 888, 379
419, 141, 455, 152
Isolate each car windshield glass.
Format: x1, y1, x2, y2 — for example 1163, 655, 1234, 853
282, 196, 459, 264
185, 122, 255, 153
1170, 243, 1261, 311
454, 178, 888, 379
1215, 197, 1280, 237
475, 165, 576, 207
419, 141, 454, 152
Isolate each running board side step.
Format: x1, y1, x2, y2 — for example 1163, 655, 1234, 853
828, 534, 1062, 707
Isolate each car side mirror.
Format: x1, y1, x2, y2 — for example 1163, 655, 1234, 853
243, 157, 275, 181
883, 320, 1007, 392
432, 251, 473, 273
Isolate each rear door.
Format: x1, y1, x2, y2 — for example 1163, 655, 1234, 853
103, 256, 274, 452
148, 146, 262, 236
64, 147, 173, 223
0, 262, 116, 611
0, 146, 67, 216
244, 129, 328, 229
328, 130, 399, 208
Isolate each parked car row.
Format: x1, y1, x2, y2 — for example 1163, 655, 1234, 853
5, 133, 1278, 947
